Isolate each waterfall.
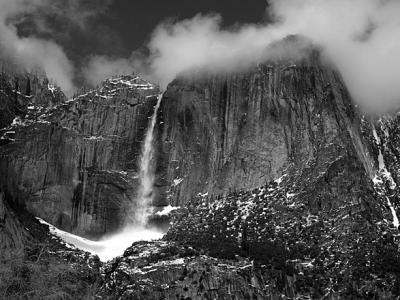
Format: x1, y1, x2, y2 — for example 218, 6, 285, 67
133, 93, 163, 226
34, 93, 166, 262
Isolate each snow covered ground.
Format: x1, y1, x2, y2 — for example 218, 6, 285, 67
37, 218, 164, 261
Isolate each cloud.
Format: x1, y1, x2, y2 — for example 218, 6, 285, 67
270, 0, 400, 112
0, 0, 113, 95
84, 14, 288, 89
85, 0, 400, 113
83, 48, 154, 87
82, 56, 136, 87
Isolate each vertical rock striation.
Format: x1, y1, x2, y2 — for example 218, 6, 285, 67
158, 46, 374, 207
0, 75, 161, 237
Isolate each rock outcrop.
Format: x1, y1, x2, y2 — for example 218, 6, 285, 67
0, 71, 65, 130
0, 75, 161, 238
157, 45, 374, 206
100, 241, 283, 300
141, 40, 400, 298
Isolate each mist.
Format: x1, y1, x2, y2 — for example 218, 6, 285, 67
0, 0, 112, 95
38, 218, 164, 262
271, 0, 400, 112
84, 0, 400, 113
1, 0, 399, 111
82, 55, 143, 87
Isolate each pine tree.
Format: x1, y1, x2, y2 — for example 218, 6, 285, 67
25, 78, 31, 96
14, 77, 19, 92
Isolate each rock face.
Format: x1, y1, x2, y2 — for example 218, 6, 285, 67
158, 47, 374, 206
141, 43, 400, 298
0, 191, 30, 260
100, 241, 281, 300
0, 190, 101, 299
0, 75, 161, 238
0, 71, 65, 130
1, 38, 400, 299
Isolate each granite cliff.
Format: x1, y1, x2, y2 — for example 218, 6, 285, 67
0, 39, 399, 299
0, 74, 161, 238
157, 46, 374, 205
98, 44, 400, 299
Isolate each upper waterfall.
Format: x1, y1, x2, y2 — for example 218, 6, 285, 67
32, 91, 166, 262
134, 92, 163, 226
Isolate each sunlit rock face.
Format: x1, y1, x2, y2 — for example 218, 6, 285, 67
157, 48, 374, 207
0, 75, 161, 238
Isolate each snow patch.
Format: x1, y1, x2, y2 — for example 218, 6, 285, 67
373, 127, 396, 189
155, 205, 180, 216
197, 192, 209, 198
83, 136, 105, 141
274, 174, 287, 185
173, 178, 183, 186
385, 197, 399, 229
164, 258, 185, 265
48, 83, 57, 95
372, 126, 399, 229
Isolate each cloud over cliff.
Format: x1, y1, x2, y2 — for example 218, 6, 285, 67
271, 0, 400, 112
86, 0, 400, 112
2, 0, 399, 112
0, 0, 112, 95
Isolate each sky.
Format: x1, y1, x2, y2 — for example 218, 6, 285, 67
0, 0, 266, 91
1, 0, 400, 113
17, 0, 268, 63
107, 0, 268, 54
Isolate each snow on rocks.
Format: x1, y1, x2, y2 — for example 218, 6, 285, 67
372, 124, 399, 229
107, 75, 155, 91
155, 205, 180, 217
173, 178, 183, 186
47, 83, 57, 95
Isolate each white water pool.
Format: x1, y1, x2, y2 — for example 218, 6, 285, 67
37, 218, 164, 261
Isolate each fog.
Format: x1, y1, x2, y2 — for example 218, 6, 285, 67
271, 0, 400, 112
2, 0, 400, 112
85, 0, 400, 113
0, 0, 112, 95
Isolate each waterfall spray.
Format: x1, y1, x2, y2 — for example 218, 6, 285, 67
134, 93, 163, 226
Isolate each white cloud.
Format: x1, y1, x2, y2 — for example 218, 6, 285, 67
0, 0, 113, 95
0, 0, 76, 93
86, 0, 400, 113
82, 56, 134, 87
270, 0, 400, 112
